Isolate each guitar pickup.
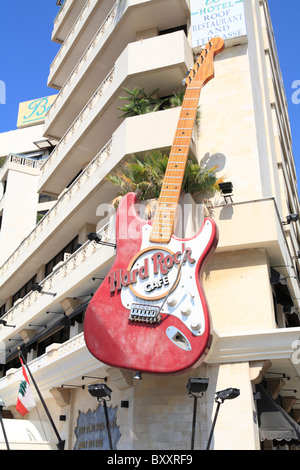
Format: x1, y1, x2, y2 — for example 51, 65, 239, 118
129, 304, 162, 324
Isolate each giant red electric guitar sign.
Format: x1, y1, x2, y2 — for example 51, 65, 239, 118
84, 37, 224, 375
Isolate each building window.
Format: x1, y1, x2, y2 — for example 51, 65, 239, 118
38, 194, 57, 203
12, 275, 37, 305
37, 326, 70, 357
2, 354, 26, 377
159, 25, 187, 36
44, 235, 79, 277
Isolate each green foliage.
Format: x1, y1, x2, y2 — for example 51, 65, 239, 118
117, 87, 169, 118
117, 87, 200, 123
106, 151, 223, 202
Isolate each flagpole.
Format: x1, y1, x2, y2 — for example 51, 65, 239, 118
0, 399, 10, 450
18, 348, 65, 450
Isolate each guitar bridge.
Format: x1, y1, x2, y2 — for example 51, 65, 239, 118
129, 304, 162, 324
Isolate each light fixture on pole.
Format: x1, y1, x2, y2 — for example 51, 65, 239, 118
187, 377, 209, 450
206, 387, 240, 450
30, 283, 56, 297
87, 232, 116, 248
218, 182, 233, 204
0, 398, 10, 450
88, 383, 113, 450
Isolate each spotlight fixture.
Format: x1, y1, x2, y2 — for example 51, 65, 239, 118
134, 372, 142, 380
88, 383, 112, 401
206, 387, 240, 450
87, 232, 116, 248
282, 214, 299, 225
88, 383, 113, 450
187, 377, 209, 450
31, 283, 56, 297
215, 387, 240, 403
218, 182, 233, 204
187, 377, 209, 398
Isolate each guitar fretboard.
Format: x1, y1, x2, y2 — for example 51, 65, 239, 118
149, 88, 201, 243
149, 37, 224, 244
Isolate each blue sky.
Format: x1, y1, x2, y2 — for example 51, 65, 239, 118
0, 1, 299, 186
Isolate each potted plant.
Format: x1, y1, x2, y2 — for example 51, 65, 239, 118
106, 150, 224, 220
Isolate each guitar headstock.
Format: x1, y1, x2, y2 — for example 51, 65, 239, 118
184, 37, 225, 89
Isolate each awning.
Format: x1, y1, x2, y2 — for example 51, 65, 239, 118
256, 384, 300, 444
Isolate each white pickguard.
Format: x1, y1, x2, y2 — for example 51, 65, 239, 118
120, 220, 214, 337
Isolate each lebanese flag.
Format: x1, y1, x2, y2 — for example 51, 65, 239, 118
16, 358, 36, 416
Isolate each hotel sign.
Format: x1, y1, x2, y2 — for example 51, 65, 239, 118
17, 95, 57, 128
191, 0, 247, 48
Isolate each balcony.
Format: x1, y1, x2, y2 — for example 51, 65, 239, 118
49, 0, 114, 89
40, 31, 193, 196
52, 0, 87, 44
0, 107, 182, 301
0, 223, 114, 347
44, 0, 190, 138
0, 332, 105, 409
0, 154, 43, 182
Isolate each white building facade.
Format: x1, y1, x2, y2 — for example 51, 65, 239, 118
0, 0, 300, 451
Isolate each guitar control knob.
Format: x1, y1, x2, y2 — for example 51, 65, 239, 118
191, 320, 201, 331
167, 297, 177, 307
181, 305, 191, 316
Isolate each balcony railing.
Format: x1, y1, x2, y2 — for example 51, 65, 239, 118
0, 154, 44, 178
41, 67, 115, 175
50, 0, 93, 74
0, 221, 112, 330
0, 331, 95, 399
47, 1, 118, 119
0, 139, 112, 279
53, 0, 68, 27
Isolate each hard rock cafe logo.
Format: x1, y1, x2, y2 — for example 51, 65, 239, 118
109, 243, 195, 301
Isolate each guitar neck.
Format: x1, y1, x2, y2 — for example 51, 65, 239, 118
149, 86, 202, 244
149, 37, 224, 244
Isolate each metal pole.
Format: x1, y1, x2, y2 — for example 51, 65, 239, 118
206, 401, 221, 450
190, 396, 197, 450
18, 348, 65, 450
102, 399, 113, 450
0, 408, 10, 450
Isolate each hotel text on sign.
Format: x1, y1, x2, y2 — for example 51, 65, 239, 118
17, 95, 57, 128
191, 0, 247, 47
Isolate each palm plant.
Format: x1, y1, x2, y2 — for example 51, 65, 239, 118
118, 87, 200, 123
117, 87, 168, 118
106, 151, 224, 205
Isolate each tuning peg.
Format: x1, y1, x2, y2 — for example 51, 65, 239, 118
182, 68, 192, 86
